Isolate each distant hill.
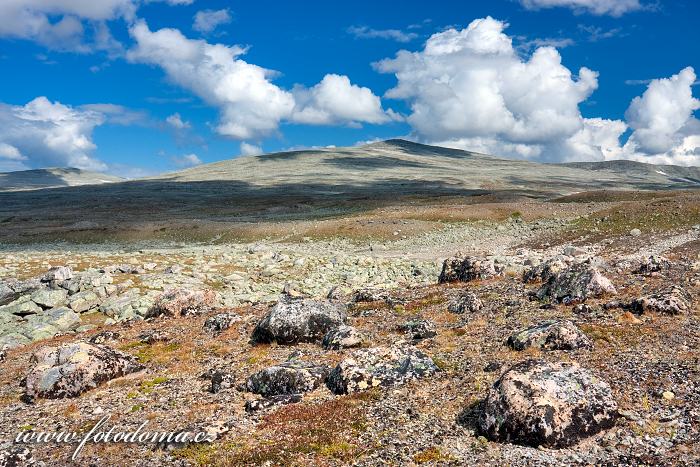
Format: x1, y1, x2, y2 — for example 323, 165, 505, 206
0, 168, 123, 192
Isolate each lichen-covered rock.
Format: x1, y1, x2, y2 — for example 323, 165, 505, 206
523, 258, 568, 283
636, 255, 670, 275
69, 290, 101, 313
147, 288, 218, 318
398, 319, 437, 340
439, 254, 503, 283
0, 332, 30, 349
25, 343, 144, 398
536, 262, 616, 304
448, 291, 483, 313
0, 296, 42, 316
507, 320, 592, 351
322, 325, 364, 350
245, 394, 302, 413
479, 359, 618, 447
30, 288, 68, 309
630, 286, 692, 315
203, 313, 240, 335
88, 330, 121, 344
99, 290, 156, 321
0, 281, 19, 306
251, 296, 346, 345
244, 360, 330, 397
41, 266, 73, 283
326, 345, 439, 394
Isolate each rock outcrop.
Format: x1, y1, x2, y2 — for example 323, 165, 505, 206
244, 361, 330, 397
439, 255, 503, 283
147, 288, 218, 318
630, 286, 692, 315
507, 320, 592, 351
322, 325, 364, 350
536, 262, 616, 304
448, 291, 483, 313
479, 360, 618, 447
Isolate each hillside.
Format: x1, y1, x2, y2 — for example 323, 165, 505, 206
0, 168, 123, 192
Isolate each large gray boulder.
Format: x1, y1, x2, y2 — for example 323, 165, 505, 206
326, 345, 439, 394
630, 286, 692, 315
536, 262, 616, 304
507, 320, 592, 351
0, 296, 42, 316
448, 291, 483, 314
69, 290, 101, 313
439, 254, 503, 283
479, 360, 618, 447
251, 296, 346, 345
322, 325, 365, 350
244, 360, 330, 397
25, 343, 143, 399
30, 288, 68, 309
41, 266, 73, 283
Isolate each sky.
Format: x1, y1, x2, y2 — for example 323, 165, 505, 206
0, 0, 698, 176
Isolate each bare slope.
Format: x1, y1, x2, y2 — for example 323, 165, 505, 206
0, 168, 123, 192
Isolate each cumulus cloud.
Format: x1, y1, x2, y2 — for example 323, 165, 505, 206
519, 0, 644, 16
240, 142, 263, 156
127, 21, 394, 140
0, 97, 107, 171
193, 9, 231, 34
619, 67, 700, 165
291, 74, 396, 126
172, 153, 202, 167
347, 26, 418, 43
375, 17, 600, 161
165, 112, 191, 129
0, 0, 136, 52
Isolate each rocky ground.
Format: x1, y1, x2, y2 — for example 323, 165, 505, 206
0, 189, 699, 466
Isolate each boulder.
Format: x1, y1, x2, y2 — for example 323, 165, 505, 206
322, 325, 364, 350
245, 394, 302, 413
25, 343, 144, 398
0, 332, 31, 349
69, 290, 101, 313
523, 258, 568, 283
636, 255, 670, 275
507, 320, 592, 351
0, 296, 42, 316
30, 288, 68, 309
203, 313, 240, 335
251, 296, 346, 345
326, 345, 439, 394
439, 254, 503, 283
244, 360, 330, 397
448, 291, 483, 314
630, 286, 692, 315
536, 262, 616, 304
398, 319, 437, 340
41, 266, 73, 283
147, 288, 217, 318
99, 290, 156, 321
0, 281, 18, 306
479, 359, 618, 447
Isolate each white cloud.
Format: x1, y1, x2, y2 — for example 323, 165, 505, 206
619, 67, 700, 164
127, 21, 393, 140
375, 17, 600, 161
291, 74, 396, 126
80, 103, 148, 125
240, 142, 262, 156
347, 26, 418, 43
193, 9, 231, 34
0, 97, 107, 171
165, 112, 191, 129
0, 142, 26, 160
519, 0, 643, 16
172, 153, 202, 167
0, 0, 136, 51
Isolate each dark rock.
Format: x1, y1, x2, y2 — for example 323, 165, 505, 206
398, 319, 437, 340
484, 362, 501, 372
523, 258, 567, 283
448, 291, 483, 313
25, 343, 143, 398
326, 345, 439, 394
630, 286, 692, 315
479, 359, 618, 448
244, 360, 330, 397
251, 296, 346, 345
322, 325, 364, 350
245, 394, 302, 413
507, 320, 592, 351
146, 288, 217, 318
536, 262, 616, 304
0, 446, 34, 466
636, 255, 670, 275
439, 254, 503, 283
203, 313, 240, 335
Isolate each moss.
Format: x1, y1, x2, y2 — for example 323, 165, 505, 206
413, 446, 453, 463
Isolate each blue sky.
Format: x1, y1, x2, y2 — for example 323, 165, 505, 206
0, 0, 698, 176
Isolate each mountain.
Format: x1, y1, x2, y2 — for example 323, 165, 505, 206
0, 168, 123, 192
152, 139, 700, 195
